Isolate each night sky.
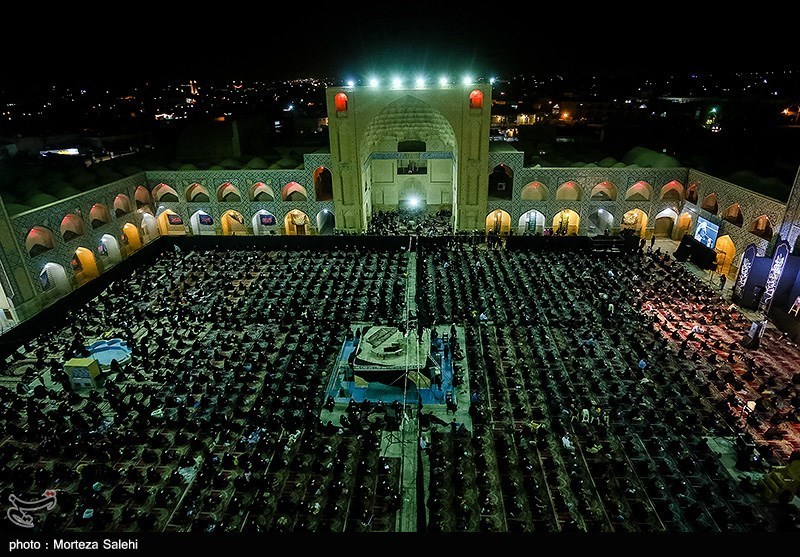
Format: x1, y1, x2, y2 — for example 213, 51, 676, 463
2, 5, 796, 87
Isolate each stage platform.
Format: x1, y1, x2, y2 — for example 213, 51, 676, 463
324, 323, 465, 407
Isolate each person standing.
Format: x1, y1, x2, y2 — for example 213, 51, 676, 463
719, 273, 727, 292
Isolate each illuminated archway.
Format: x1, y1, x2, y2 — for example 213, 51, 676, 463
220, 210, 247, 235
316, 209, 336, 235
39, 263, 70, 295
748, 215, 773, 240
686, 183, 699, 204
488, 164, 513, 200
675, 212, 692, 239
518, 209, 546, 234
152, 183, 179, 203
134, 186, 152, 208
217, 182, 242, 202
282, 182, 308, 201
113, 194, 133, 216
625, 181, 653, 201
72, 247, 100, 286
313, 167, 333, 201
186, 183, 211, 203
252, 210, 278, 235
249, 182, 275, 202
556, 181, 582, 201
89, 203, 110, 229
653, 208, 678, 238
122, 222, 142, 252
284, 210, 310, 235
139, 211, 158, 243
98, 234, 122, 266
659, 180, 684, 201
591, 181, 617, 201
721, 204, 743, 227
485, 210, 512, 235
25, 226, 55, 257
621, 209, 649, 238
552, 210, 580, 235
189, 210, 215, 236
715, 235, 736, 275
60, 214, 85, 241
520, 181, 549, 201
701, 193, 718, 214
586, 208, 614, 236
156, 209, 186, 236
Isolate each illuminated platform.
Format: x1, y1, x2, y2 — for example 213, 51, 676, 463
325, 323, 463, 406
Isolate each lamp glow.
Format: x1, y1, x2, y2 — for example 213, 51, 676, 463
346, 80, 355, 87
439, 76, 449, 87
392, 77, 403, 89
490, 77, 496, 85
462, 75, 473, 85
408, 197, 420, 208
415, 76, 425, 88
368, 78, 379, 87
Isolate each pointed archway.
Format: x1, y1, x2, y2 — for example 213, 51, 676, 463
587, 208, 614, 236
190, 210, 216, 236
715, 235, 736, 276
40, 263, 70, 295
621, 209, 649, 238
316, 209, 336, 235
252, 210, 278, 235
552, 210, 580, 235
98, 234, 123, 266
653, 208, 678, 238
517, 209, 546, 234
485, 209, 511, 236
285, 210, 310, 235
72, 247, 100, 286
122, 222, 142, 252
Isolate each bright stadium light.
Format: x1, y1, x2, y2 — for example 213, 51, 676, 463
462, 75, 473, 85
415, 76, 425, 88
346, 80, 355, 87
392, 77, 403, 89
439, 76, 449, 87
368, 78, 379, 88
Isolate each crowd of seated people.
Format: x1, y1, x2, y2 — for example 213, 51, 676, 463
366, 210, 454, 236
639, 251, 800, 466
419, 242, 799, 531
2, 238, 800, 533
0, 246, 408, 532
